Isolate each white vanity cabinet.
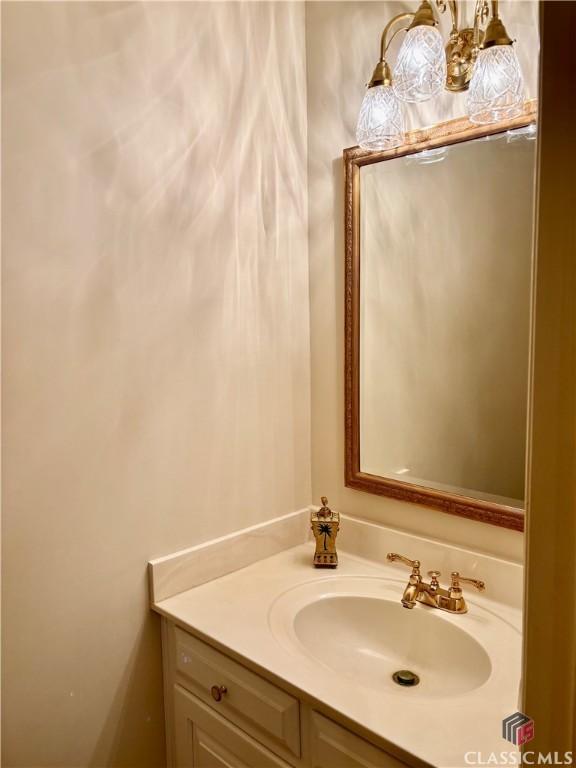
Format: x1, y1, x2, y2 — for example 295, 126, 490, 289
308, 711, 409, 768
173, 685, 293, 768
162, 619, 415, 768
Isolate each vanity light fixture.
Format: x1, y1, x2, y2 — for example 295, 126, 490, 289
356, 16, 408, 150
393, 1, 446, 103
467, 4, 524, 124
356, 0, 525, 149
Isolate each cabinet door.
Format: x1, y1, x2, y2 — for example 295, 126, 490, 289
175, 628, 300, 758
309, 712, 409, 768
174, 684, 293, 768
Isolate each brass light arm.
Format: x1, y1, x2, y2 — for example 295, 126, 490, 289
448, 0, 458, 33
472, 0, 490, 51
435, 0, 456, 34
379, 12, 415, 61
368, 12, 415, 88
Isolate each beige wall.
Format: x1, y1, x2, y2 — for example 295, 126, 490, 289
306, 0, 539, 562
2, 3, 310, 766
2, 1, 544, 764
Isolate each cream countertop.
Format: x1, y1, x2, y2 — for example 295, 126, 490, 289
152, 542, 522, 768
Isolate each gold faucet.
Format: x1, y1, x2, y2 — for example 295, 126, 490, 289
311, 497, 340, 568
387, 553, 485, 614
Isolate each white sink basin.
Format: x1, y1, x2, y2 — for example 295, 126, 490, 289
269, 575, 519, 700
294, 594, 491, 696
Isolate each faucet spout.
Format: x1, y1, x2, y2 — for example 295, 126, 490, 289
401, 576, 420, 608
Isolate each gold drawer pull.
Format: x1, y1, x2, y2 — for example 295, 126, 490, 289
210, 685, 227, 702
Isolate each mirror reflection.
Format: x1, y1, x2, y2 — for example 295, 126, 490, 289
359, 127, 536, 509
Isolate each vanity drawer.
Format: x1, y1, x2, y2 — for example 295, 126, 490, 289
310, 711, 409, 768
174, 628, 301, 759
174, 684, 293, 768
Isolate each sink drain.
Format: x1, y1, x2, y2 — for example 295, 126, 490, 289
392, 670, 420, 687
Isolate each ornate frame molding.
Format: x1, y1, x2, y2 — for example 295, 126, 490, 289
344, 100, 537, 532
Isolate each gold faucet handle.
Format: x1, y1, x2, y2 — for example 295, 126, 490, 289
387, 553, 421, 576
427, 570, 441, 589
450, 572, 486, 592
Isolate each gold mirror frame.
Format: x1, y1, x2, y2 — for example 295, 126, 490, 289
344, 100, 537, 532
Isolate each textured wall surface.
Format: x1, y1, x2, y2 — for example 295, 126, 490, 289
305, 0, 539, 562
2, 1, 542, 764
2, 3, 310, 765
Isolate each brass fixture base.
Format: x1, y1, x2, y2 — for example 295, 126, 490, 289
445, 27, 484, 91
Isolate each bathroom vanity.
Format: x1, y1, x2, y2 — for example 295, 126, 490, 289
150, 511, 522, 768
162, 618, 411, 768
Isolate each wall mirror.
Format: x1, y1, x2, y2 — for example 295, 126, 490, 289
344, 104, 537, 530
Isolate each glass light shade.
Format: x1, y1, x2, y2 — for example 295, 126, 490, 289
356, 84, 404, 151
467, 45, 524, 124
393, 25, 447, 103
